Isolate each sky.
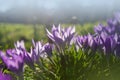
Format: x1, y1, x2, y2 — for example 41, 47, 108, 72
0, 0, 119, 23
0, 0, 117, 12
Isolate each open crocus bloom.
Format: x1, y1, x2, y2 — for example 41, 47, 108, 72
24, 40, 47, 66
0, 49, 24, 75
14, 40, 35, 69
46, 25, 75, 50
32, 40, 45, 58
14, 40, 26, 50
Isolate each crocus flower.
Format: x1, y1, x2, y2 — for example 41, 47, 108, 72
76, 34, 99, 52
14, 40, 34, 69
87, 34, 98, 51
95, 13, 120, 36
94, 13, 120, 55
113, 35, 120, 57
114, 43, 120, 57
46, 25, 75, 50
32, 40, 45, 58
23, 50, 35, 69
0, 71, 12, 80
0, 49, 24, 75
94, 24, 114, 35
94, 24, 105, 34
26, 40, 46, 66
14, 40, 25, 50
100, 33, 117, 55
76, 35, 88, 49
43, 43, 53, 57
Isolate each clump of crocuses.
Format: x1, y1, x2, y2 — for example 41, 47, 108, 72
94, 13, 120, 56
0, 13, 120, 79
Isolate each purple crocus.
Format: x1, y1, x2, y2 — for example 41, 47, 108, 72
14, 40, 44, 68
0, 71, 12, 80
114, 43, 120, 57
94, 24, 114, 35
94, 14, 120, 55
32, 40, 45, 58
23, 50, 35, 69
113, 35, 120, 57
76, 35, 88, 49
95, 13, 120, 36
94, 24, 105, 34
46, 25, 75, 50
14, 40, 25, 50
0, 49, 24, 75
76, 34, 98, 52
25, 40, 46, 66
100, 33, 117, 55
15, 40, 35, 69
87, 34, 98, 51
43, 43, 53, 57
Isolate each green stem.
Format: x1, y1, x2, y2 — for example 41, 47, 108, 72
18, 73, 24, 80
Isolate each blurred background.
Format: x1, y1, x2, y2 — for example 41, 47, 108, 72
0, 0, 120, 49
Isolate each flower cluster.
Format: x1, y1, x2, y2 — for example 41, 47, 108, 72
75, 13, 120, 56
93, 14, 120, 56
0, 14, 120, 79
0, 40, 53, 80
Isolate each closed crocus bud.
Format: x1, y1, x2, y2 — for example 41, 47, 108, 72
76, 35, 88, 49
114, 35, 120, 57
100, 34, 117, 55
114, 43, 120, 57
43, 43, 53, 57
23, 50, 34, 70
88, 34, 98, 51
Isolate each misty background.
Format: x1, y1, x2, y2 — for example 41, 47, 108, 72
0, 0, 120, 24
